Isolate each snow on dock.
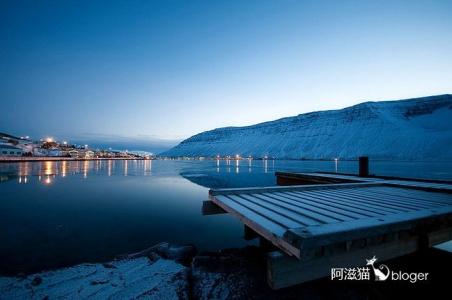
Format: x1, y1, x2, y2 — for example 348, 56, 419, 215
207, 176, 452, 288
276, 171, 452, 192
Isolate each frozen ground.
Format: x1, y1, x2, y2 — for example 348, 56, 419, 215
1, 243, 451, 299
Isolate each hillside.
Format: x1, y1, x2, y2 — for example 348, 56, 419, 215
162, 95, 452, 160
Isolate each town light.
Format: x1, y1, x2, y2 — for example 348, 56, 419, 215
46, 137, 54, 143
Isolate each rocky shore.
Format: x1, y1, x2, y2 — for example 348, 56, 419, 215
0, 243, 450, 299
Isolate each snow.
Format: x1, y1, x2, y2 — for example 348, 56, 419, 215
0, 257, 189, 299
162, 94, 452, 160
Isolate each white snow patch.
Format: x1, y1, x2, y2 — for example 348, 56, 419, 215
0, 257, 189, 299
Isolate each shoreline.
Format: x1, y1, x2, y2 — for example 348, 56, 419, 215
2, 156, 452, 163
0, 157, 147, 163
1, 243, 451, 299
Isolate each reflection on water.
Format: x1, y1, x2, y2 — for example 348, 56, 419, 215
2, 160, 157, 185
1, 159, 452, 275
2, 158, 452, 187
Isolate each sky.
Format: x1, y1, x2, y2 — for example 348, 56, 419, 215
1, 0, 451, 149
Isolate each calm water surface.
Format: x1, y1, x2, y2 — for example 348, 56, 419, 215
1, 159, 451, 275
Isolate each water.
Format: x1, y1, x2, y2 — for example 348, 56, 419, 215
1, 159, 451, 275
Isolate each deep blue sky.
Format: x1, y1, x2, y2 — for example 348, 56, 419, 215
1, 0, 451, 144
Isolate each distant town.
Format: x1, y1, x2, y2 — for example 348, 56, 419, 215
0, 132, 153, 160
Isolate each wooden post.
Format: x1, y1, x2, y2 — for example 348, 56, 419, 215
358, 156, 369, 177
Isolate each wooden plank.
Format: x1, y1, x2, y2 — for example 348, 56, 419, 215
364, 186, 452, 204
322, 188, 432, 211
295, 189, 404, 214
316, 188, 425, 211
389, 180, 452, 189
291, 172, 381, 182
250, 193, 327, 226
211, 195, 301, 257
226, 194, 305, 229
283, 191, 379, 218
268, 227, 452, 289
238, 194, 320, 226
214, 195, 287, 235
202, 200, 227, 215
339, 188, 439, 210
385, 180, 452, 194
209, 182, 382, 196
283, 207, 452, 251
348, 189, 447, 210
267, 192, 357, 222
276, 172, 452, 191
275, 172, 362, 185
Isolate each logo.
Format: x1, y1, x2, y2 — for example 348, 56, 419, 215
366, 256, 390, 281
331, 255, 429, 283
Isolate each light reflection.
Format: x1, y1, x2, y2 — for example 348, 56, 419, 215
18, 162, 30, 184
43, 161, 55, 176
144, 159, 152, 175
61, 161, 68, 177
19, 162, 29, 177
44, 175, 52, 185
4, 157, 287, 186
83, 160, 89, 178
334, 158, 339, 173
18, 176, 29, 184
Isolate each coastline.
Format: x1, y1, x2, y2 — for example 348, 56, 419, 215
1, 243, 450, 299
0, 157, 147, 163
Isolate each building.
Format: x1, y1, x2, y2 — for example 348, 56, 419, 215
67, 150, 79, 157
77, 150, 94, 158
0, 144, 24, 156
84, 150, 94, 158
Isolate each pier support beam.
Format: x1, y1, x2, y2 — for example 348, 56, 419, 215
359, 156, 369, 177
267, 227, 452, 289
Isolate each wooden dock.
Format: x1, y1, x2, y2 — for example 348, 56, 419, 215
205, 173, 452, 289
276, 171, 452, 192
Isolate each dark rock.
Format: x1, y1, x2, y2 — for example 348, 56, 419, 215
102, 262, 117, 269
31, 276, 42, 286
90, 279, 109, 285
162, 244, 197, 265
120, 242, 197, 266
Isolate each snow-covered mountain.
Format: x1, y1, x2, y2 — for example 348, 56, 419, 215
162, 95, 452, 160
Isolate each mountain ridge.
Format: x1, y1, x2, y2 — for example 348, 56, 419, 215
162, 94, 452, 160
